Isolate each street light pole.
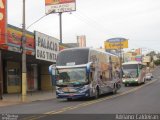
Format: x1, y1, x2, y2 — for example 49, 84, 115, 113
21, 0, 27, 102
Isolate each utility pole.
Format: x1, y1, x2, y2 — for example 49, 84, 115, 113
21, 0, 27, 102
59, 12, 62, 44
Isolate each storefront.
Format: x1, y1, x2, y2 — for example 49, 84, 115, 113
0, 0, 66, 94
0, 25, 59, 94
35, 31, 59, 90
0, 49, 55, 93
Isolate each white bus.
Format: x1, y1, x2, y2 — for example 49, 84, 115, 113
49, 48, 121, 100
122, 61, 146, 86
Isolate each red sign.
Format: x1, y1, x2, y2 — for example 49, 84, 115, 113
0, 0, 6, 44
7, 26, 35, 49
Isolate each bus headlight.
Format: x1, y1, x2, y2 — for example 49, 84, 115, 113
135, 79, 138, 81
56, 87, 64, 94
79, 85, 89, 93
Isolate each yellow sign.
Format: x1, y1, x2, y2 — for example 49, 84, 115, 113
104, 40, 128, 49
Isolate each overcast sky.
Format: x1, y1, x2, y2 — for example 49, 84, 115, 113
7, 0, 160, 51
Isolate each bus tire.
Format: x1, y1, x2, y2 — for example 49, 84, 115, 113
143, 78, 146, 84
67, 98, 72, 101
95, 87, 99, 99
125, 83, 130, 87
112, 84, 117, 94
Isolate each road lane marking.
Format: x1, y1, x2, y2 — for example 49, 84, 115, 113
22, 79, 157, 120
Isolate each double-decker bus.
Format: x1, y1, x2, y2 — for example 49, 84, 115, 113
49, 48, 121, 100
122, 61, 146, 86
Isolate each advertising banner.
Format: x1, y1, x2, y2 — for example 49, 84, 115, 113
0, 0, 6, 44
45, 0, 76, 14
105, 38, 128, 50
143, 56, 151, 63
35, 31, 59, 62
135, 55, 142, 62
7, 25, 35, 49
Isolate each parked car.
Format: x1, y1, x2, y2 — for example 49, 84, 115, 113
145, 73, 153, 80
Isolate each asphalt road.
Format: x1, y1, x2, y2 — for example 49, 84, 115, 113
0, 66, 160, 120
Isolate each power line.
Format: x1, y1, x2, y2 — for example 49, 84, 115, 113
77, 11, 111, 32
26, 11, 57, 30
72, 13, 109, 35
26, 14, 47, 30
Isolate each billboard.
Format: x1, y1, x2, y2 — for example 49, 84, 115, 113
45, 0, 76, 14
104, 38, 128, 50
135, 55, 142, 62
142, 56, 151, 63
7, 25, 35, 49
0, 0, 6, 44
35, 31, 59, 62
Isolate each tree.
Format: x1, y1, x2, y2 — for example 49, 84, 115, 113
154, 59, 160, 66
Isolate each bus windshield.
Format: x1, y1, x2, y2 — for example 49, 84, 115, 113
56, 68, 88, 86
122, 64, 138, 78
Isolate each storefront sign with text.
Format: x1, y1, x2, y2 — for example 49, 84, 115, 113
7, 26, 35, 49
35, 31, 59, 62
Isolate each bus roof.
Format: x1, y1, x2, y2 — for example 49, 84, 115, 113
60, 47, 118, 57
56, 64, 87, 69
122, 61, 142, 65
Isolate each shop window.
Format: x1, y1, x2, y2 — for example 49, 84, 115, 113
8, 68, 20, 86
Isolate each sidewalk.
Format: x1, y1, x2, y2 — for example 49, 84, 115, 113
0, 90, 56, 107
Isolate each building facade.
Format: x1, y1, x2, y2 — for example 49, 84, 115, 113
0, 25, 67, 94
77, 35, 86, 47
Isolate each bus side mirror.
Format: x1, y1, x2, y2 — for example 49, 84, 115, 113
49, 65, 56, 75
49, 65, 56, 86
86, 62, 93, 73
52, 69, 56, 75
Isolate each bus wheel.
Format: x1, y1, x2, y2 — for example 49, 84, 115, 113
143, 78, 146, 84
112, 84, 117, 94
95, 87, 99, 99
112, 89, 117, 94
67, 98, 72, 101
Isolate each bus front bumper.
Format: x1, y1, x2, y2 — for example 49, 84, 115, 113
56, 90, 90, 99
122, 79, 139, 84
